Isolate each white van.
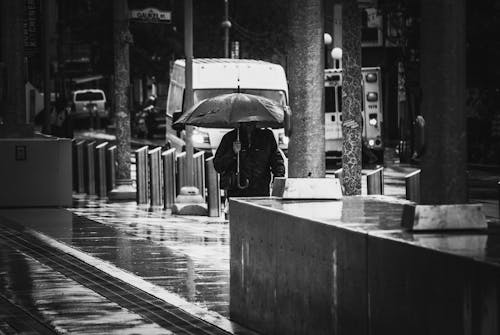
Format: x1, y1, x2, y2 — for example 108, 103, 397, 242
165, 58, 289, 153
72, 89, 107, 120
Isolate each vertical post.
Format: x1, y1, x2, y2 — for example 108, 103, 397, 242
110, 0, 135, 200
95, 142, 108, 198
405, 169, 421, 203
76, 140, 86, 193
334, 168, 343, 182
340, 0, 362, 195
149, 147, 163, 207
135, 146, 149, 205
497, 181, 499, 218
206, 157, 221, 217
72, 139, 78, 192
184, 0, 195, 187
107, 145, 117, 192
420, 0, 466, 204
162, 148, 177, 209
86, 141, 96, 196
176, 152, 187, 194
366, 167, 384, 195
42, 0, 51, 134
224, 0, 230, 58
193, 151, 206, 199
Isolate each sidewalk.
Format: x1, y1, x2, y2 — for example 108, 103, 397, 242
0, 198, 259, 334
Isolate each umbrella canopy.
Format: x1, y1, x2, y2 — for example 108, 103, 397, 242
173, 93, 288, 130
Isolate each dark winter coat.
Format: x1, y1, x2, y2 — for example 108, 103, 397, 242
213, 128, 285, 197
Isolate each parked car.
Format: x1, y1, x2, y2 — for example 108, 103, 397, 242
72, 89, 108, 128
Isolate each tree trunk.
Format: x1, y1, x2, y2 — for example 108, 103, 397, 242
287, 0, 325, 178
113, 0, 132, 181
420, 0, 467, 204
340, 0, 362, 195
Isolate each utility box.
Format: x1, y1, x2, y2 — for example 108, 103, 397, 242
0, 137, 72, 207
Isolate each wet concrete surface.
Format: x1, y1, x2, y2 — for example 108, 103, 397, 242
0, 227, 173, 335
0, 200, 231, 319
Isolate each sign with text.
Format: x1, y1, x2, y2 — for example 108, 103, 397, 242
24, 0, 40, 56
130, 8, 171, 23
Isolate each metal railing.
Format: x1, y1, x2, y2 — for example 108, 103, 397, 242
405, 169, 421, 203
162, 148, 177, 210
367, 167, 384, 195
149, 147, 163, 207
135, 146, 149, 205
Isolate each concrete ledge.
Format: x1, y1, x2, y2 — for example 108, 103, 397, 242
271, 177, 342, 199
402, 203, 487, 231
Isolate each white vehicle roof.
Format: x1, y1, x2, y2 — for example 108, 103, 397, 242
171, 58, 288, 93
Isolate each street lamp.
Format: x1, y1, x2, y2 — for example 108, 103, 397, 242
331, 47, 342, 69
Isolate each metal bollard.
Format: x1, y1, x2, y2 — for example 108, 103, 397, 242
106, 145, 117, 192
71, 139, 78, 192
206, 157, 221, 217
193, 151, 206, 199
86, 141, 96, 196
95, 142, 108, 198
367, 167, 384, 195
162, 148, 177, 210
149, 147, 163, 207
176, 152, 187, 194
135, 146, 149, 205
405, 169, 421, 203
334, 168, 343, 182
75, 140, 86, 194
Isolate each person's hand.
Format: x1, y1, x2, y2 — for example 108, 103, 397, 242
232, 140, 241, 153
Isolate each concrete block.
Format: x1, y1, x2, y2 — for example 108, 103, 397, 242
402, 203, 487, 231
272, 177, 342, 199
0, 137, 72, 207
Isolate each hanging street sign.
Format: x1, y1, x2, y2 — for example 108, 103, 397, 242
130, 8, 171, 23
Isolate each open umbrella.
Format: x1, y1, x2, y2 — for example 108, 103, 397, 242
173, 92, 291, 189
173, 92, 287, 130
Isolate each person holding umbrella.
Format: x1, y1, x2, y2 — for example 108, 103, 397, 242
214, 121, 285, 197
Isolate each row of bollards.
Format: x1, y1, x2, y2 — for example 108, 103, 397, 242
134, 146, 221, 217
72, 139, 116, 199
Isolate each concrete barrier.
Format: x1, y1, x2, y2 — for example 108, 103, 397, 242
405, 169, 421, 203
148, 147, 162, 207
135, 146, 149, 205
367, 167, 384, 195
85, 141, 96, 196
162, 148, 176, 210
206, 157, 221, 217
106, 145, 116, 192
230, 197, 500, 335
95, 142, 108, 198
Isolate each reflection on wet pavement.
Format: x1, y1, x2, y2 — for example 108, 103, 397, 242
0, 240, 171, 334
2, 200, 230, 318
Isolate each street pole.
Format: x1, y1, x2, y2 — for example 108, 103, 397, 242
185, 0, 194, 186
287, 0, 325, 178
340, 0, 362, 196
171, 0, 207, 215
109, 0, 135, 200
224, 0, 229, 58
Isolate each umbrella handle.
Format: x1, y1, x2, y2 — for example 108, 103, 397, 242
235, 127, 248, 189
